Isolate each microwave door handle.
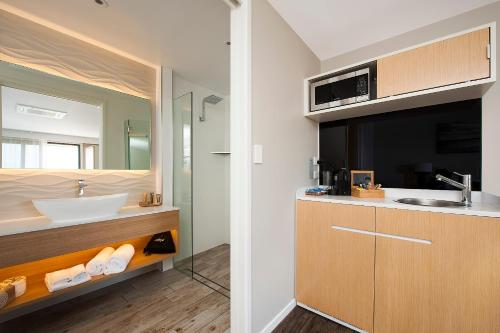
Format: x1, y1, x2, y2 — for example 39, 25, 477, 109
329, 71, 356, 83
355, 68, 370, 76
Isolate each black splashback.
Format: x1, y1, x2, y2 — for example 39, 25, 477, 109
319, 99, 482, 191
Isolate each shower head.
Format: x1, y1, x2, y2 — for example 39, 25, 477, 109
204, 95, 223, 104
200, 95, 223, 121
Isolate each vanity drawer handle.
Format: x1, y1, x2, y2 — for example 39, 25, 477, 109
331, 225, 432, 245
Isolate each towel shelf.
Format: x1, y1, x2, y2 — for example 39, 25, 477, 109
0, 252, 174, 321
0, 230, 178, 322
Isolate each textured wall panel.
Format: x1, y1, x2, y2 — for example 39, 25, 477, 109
0, 10, 156, 99
0, 170, 155, 221
0, 10, 159, 222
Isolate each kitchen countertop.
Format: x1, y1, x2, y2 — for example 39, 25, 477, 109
0, 205, 179, 237
297, 188, 500, 218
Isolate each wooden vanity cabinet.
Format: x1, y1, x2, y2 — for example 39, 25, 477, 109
377, 28, 491, 98
296, 200, 375, 332
374, 208, 500, 333
0, 211, 179, 322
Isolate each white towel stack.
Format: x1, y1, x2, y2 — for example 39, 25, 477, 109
44, 264, 91, 292
85, 247, 115, 276
104, 244, 135, 275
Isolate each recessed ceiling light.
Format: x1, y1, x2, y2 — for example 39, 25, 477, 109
16, 104, 67, 120
94, 0, 109, 7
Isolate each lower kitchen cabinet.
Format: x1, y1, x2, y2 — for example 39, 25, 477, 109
374, 208, 500, 333
296, 200, 500, 333
296, 200, 375, 332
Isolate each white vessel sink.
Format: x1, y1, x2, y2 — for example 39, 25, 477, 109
32, 193, 128, 224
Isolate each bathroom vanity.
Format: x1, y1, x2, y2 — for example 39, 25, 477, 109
0, 9, 174, 322
0, 207, 179, 322
295, 190, 500, 333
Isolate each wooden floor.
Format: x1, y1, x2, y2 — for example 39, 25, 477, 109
273, 307, 356, 333
1, 262, 229, 332
175, 244, 230, 295
192, 244, 230, 291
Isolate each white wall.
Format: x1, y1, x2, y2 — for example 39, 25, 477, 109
250, 0, 320, 331
173, 74, 230, 255
321, 1, 500, 196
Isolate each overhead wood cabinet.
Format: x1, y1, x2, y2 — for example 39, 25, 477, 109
374, 208, 500, 333
296, 200, 375, 332
377, 28, 491, 98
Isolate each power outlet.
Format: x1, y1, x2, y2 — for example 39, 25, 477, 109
309, 157, 319, 180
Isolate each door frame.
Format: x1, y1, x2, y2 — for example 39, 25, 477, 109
226, 0, 252, 332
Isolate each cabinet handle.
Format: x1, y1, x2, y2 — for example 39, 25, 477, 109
331, 225, 432, 245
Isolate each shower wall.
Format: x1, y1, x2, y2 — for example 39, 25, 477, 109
173, 74, 230, 256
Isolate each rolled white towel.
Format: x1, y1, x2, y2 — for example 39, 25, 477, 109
45, 264, 90, 292
85, 247, 115, 276
104, 244, 135, 275
0, 276, 27, 297
0, 284, 15, 309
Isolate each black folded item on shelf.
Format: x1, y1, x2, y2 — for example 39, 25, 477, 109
143, 231, 176, 255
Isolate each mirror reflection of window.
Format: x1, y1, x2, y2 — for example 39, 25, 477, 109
85, 146, 94, 170
1, 138, 41, 168
1, 141, 22, 168
24, 144, 40, 168
45, 143, 80, 169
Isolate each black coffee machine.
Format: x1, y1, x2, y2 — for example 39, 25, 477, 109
318, 161, 349, 195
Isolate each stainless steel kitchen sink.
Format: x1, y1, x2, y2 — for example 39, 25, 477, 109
395, 198, 466, 208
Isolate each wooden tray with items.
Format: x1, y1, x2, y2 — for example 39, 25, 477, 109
351, 187, 385, 198
350, 170, 385, 198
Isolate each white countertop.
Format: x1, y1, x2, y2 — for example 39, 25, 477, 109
0, 205, 179, 237
297, 188, 500, 218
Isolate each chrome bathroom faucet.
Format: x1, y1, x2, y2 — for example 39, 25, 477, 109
77, 179, 88, 197
435, 172, 472, 207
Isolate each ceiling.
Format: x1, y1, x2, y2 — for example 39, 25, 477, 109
267, 0, 499, 60
0, 0, 230, 94
2, 86, 101, 139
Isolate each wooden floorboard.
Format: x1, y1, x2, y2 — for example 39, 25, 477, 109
176, 243, 230, 292
273, 307, 356, 333
0, 251, 230, 333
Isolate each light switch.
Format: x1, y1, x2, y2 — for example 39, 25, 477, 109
253, 144, 263, 164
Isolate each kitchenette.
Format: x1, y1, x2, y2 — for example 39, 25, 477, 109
295, 22, 500, 333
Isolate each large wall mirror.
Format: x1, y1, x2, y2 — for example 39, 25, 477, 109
0, 61, 152, 170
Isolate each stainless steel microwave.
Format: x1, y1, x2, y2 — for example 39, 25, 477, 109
310, 68, 370, 112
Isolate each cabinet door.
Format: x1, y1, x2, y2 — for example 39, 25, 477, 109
374, 208, 500, 333
377, 28, 490, 98
296, 200, 375, 332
